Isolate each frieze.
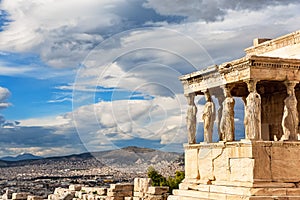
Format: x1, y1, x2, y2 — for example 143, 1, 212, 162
251, 61, 300, 70
218, 61, 251, 74
180, 55, 300, 93
186, 72, 221, 85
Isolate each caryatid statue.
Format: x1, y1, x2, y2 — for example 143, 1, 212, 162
220, 86, 235, 142
186, 93, 197, 144
244, 80, 261, 140
202, 91, 216, 143
216, 95, 225, 141
281, 81, 299, 141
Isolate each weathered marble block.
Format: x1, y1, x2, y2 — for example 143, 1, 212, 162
27, 195, 43, 200
184, 146, 199, 180
69, 184, 82, 191
147, 187, 169, 195
12, 193, 31, 200
134, 178, 152, 193
170, 141, 300, 200
109, 183, 134, 191
184, 141, 289, 184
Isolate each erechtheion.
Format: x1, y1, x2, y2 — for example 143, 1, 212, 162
169, 30, 300, 199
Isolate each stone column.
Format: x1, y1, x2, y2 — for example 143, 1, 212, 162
244, 79, 262, 140
186, 93, 197, 144
216, 95, 225, 141
281, 81, 299, 141
219, 85, 235, 142
202, 91, 216, 143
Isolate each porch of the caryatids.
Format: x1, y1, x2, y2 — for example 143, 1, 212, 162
244, 79, 262, 140
202, 91, 216, 143
281, 80, 299, 141
186, 93, 197, 144
219, 85, 235, 142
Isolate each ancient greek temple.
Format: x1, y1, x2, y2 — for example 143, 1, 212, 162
168, 30, 300, 199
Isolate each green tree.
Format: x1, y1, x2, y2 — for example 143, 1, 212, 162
147, 166, 167, 186
147, 166, 185, 193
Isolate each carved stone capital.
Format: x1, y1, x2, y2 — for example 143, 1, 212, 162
245, 79, 259, 93
185, 93, 196, 106
284, 80, 298, 95
221, 84, 233, 98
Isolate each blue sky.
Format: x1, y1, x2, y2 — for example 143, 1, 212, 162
0, 0, 300, 157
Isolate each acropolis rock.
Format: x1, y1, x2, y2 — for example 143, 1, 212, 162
168, 30, 300, 199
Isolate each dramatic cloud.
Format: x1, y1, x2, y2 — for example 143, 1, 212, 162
13, 94, 246, 155
70, 95, 188, 152
71, 27, 214, 107
11, 94, 190, 155
0, 0, 182, 68
0, 0, 113, 67
1, 0, 300, 70
0, 82, 243, 156
144, 0, 300, 22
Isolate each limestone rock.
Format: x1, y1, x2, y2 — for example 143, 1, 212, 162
27, 196, 43, 200
147, 187, 169, 195
2, 189, 13, 200
48, 194, 59, 200
12, 193, 31, 200
69, 185, 82, 191
133, 178, 152, 193
109, 183, 133, 192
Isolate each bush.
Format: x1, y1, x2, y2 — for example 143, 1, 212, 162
147, 166, 185, 193
147, 166, 167, 186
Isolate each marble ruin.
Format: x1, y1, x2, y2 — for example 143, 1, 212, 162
1, 178, 169, 200
168, 30, 300, 199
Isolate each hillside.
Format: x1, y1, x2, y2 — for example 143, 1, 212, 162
0, 146, 184, 171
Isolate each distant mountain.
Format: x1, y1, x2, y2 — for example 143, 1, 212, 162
0, 153, 43, 161
0, 146, 184, 172
90, 146, 182, 166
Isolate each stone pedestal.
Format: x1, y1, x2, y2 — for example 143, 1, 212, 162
168, 141, 300, 200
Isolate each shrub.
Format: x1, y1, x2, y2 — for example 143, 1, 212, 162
147, 166, 185, 193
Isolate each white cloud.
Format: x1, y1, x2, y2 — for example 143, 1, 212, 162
67, 94, 189, 152
72, 2, 300, 100
0, 86, 11, 109
0, 63, 35, 76
19, 115, 70, 127
0, 0, 124, 67
144, 0, 300, 22
1, 0, 300, 71
164, 3, 300, 65
71, 27, 214, 105
10, 94, 191, 154
0, 102, 11, 109
0, 86, 10, 101
1, 146, 84, 157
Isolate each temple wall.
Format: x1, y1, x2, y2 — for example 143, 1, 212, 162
170, 142, 300, 199
184, 141, 300, 185
260, 86, 300, 141
261, 92, 285, 141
